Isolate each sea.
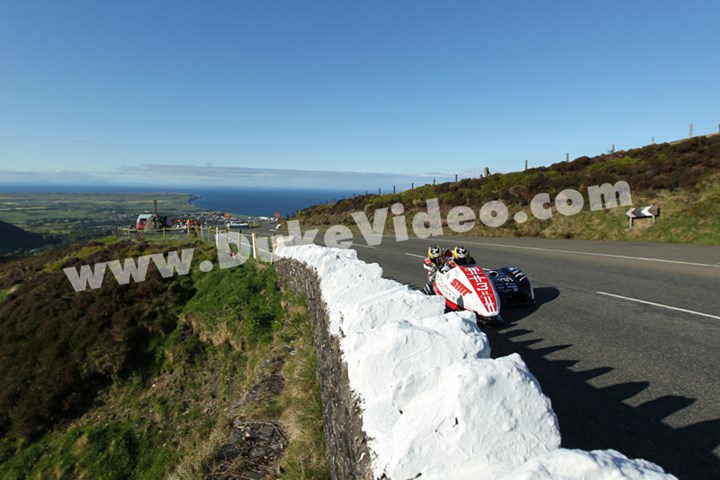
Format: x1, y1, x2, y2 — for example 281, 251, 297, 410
188, 187, 359, 217
0, 184, 360, 217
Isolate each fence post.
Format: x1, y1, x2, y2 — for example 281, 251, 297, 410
251, 232, 259, 260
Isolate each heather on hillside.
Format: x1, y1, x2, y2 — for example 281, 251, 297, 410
0, 240, 197, 439
0, 220, 56, 255
0, 237, 327, 479
294, 136, 720, 244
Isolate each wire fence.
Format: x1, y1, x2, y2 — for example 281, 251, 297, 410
339, 122, 720, 201
116, 225, 217, 243
524, 123, 720, 169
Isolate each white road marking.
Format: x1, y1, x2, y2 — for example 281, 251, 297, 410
460, 241, 720, 269
354, 244, 376, 249
596, 291, 720, 320
404, 253, 425, 258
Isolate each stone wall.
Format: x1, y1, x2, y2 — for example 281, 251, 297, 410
274, 258, 375, 480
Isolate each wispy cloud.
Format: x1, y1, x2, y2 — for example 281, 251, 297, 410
0, 164, 457, 190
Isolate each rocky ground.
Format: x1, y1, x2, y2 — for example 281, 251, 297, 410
205, 356, 289, 480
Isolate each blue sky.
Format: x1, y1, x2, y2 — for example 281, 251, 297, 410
1, 0, 718, 190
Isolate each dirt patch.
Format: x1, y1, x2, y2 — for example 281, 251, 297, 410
238, 357, 285, 409
205, 352, 288, 479
206, 420, 288, 480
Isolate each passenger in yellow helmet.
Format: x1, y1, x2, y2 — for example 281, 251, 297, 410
448, 246, 476, 267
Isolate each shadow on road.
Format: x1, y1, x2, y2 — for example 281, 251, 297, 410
484, 290, 720, 480
533, 286, 561, 306
499, 286, 560, 323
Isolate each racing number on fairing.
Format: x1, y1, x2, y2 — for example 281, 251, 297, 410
468, 272, 490, 292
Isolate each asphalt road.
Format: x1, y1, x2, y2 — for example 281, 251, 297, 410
260, 229, 720, 479
300, 232, 720, 479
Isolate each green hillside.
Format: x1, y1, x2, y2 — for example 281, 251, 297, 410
0, 239, 328, 479
0, 220, 54, 254
294, 135, 720, 244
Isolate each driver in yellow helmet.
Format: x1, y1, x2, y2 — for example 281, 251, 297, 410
422, 244, 449, 294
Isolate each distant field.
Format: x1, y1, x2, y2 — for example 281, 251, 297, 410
0, 192, 201, 235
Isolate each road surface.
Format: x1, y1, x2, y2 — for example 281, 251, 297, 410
259, 229, 720, 479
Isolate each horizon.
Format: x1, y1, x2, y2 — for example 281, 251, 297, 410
0, 183, 367, 194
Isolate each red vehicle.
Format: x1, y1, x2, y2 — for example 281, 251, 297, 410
431, 264, 535, 326
136, 213, 153, 230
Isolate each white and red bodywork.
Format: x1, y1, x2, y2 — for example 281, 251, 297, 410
433, 265, 501, 323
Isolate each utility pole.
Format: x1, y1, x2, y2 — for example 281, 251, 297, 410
652, 136, 655, 145
689, 122, 693, 138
